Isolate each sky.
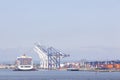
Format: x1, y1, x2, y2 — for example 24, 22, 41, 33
0, 0, 120, 61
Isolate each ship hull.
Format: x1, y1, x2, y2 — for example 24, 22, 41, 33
67, 68, 79, 71
13, 68, 37, 71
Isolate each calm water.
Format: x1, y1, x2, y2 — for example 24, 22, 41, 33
0, 69, 120, 80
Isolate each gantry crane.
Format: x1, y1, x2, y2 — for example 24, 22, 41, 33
34, 43, 70, 70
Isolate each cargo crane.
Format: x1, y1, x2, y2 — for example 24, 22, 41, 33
47, 47, 70, 70
34, 43, 48, 69
34, 43, 69, 69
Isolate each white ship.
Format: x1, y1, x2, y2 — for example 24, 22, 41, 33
14, 54, 35, 71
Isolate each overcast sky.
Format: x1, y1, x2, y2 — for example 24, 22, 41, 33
0, 0, 120, 61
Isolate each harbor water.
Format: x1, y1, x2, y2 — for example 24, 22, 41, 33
0, 69, 120, 80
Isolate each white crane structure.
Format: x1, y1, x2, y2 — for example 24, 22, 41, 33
34, 44, 48, 69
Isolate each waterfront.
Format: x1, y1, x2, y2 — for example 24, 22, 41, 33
0, 69, 120, 80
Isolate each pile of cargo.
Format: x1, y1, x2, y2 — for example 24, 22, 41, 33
101, 64, 120, 69
62, 62, 80, 69
59, 60, 120, 71
87, 60, 120, 70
